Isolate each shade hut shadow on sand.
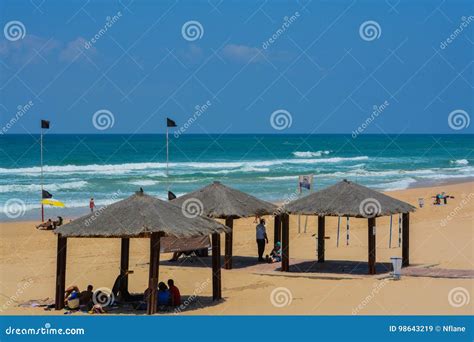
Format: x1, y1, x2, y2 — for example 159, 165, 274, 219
172, 181, 278, 270
281, 180, 416, 275
53, 190, 229, 315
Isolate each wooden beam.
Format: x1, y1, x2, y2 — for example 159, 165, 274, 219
368, 217, 376, 275
281, 213, 290, 272
224, 218, 233, 270
317, 216, 325, 263
402, 213, 410, 267
211, 233, 222, 300
147, 233, 161, 315
54, 235, 67, 310
119, 237, 130, 300
274, 214, 281, 245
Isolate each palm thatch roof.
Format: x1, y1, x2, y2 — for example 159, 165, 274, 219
54, 191, 230, 238
172, 181, 277, 219
284, 179, 416, 217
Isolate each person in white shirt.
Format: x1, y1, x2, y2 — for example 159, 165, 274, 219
256, 218, 268, 262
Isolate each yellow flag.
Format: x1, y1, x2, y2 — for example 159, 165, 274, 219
41, 199, 65, 207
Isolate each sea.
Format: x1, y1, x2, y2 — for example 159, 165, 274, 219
1, 134, 473, 220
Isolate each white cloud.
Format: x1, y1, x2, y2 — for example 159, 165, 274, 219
221, 44, 263, 63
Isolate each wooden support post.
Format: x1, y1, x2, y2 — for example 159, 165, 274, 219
119, 237, 130, 300
273, 214, 281, 245
212, 233, 222, 300
368, 217, 376, 275
317, 216, 325, 263
402, 213, 410, 267
281, 213, 290, 272
147, 233, 161, 315
54, 235, 67, 310
224, 218, 233, 270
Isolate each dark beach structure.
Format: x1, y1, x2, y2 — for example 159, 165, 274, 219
53, 190, 229, 314
172, 181, 278, 269
282, 180, 416, 274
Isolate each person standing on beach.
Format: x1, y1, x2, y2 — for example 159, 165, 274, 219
256, 218, 268, 262
89, 198, 95, 212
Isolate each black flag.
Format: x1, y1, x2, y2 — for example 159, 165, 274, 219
42, 190, 53, 199
41, 120, 50, 129
168, 191, 177, 201
166, 118, 177, 127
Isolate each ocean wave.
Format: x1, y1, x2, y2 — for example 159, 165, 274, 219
375, 178, 417, 191
450, 159, 469, 165
293, 150, 331, 158
0, 181, 88, 193
129, 180, 159, 186
0, 157, 369, 176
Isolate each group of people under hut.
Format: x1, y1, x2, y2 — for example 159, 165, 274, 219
61, 277, 181, 314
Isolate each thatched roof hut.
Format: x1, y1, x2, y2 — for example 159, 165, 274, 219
284, 179, 416, 217
53, 190, 227, 315
55, 191, 229, 238
172, 181, 277, 219
172, 181, 278, 269
279, 180, 415, 275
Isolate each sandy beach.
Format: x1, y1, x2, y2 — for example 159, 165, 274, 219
0, 181, 472, 315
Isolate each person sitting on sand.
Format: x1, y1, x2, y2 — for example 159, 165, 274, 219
36, 219, 53, 230
111, 270, 133, 301
66, 291, 80, 310
52, 216, 63, 229
157, 282, 171, 307
168, 279, 181, 306
266, 242, 282, 263
79, 285, 94, 309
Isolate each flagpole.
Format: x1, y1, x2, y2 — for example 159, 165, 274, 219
166, 126, 169, 191
40, 127, 44, 221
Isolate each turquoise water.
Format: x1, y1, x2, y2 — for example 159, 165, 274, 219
1, 134, 473, 220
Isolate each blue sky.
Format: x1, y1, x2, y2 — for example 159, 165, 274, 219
0, 0, 472, 134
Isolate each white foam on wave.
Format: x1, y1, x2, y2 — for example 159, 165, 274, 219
1, 156, 369, 176
129, 180, 159, 186
376, 178, 417, 191
451, 159, 469, 165
293, 150, 331, 158
0, 181, 88, 193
